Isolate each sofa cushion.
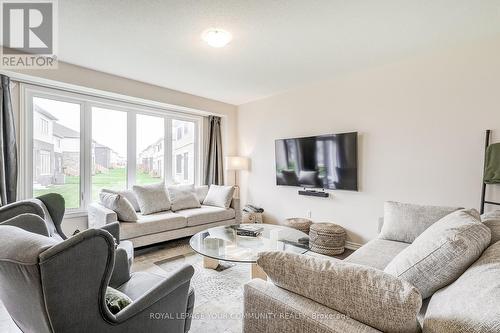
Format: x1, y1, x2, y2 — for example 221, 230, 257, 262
481, 210, 500, 245
385, 209, 491, 299
102, 188, 141, 212
167, 185, 201, 212
423, 240, 500, 333
176, 205, 235, 227
379, 201, 461, 243
132, 183, 171, 215
195, 185, 209, 204
345, 238, 410, 270
120, 211, 186, 239
257, 251, 422, 333
99, 192, 138, 222
203, 185, 235, 209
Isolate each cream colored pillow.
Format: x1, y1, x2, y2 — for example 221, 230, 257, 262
202, 185, 234, 209
99, 192, 138, 222
167, 185, 201, 212
257, 251, 422, 333
385, 209, 491, 298
132, 183, 171, 215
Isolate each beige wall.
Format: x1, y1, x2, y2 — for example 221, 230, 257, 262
237, 37, 500, 245
10, 62, 237, 233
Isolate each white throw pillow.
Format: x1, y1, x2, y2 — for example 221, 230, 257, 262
167, 185, 201, 212
384, 209, 491, 299
202, 185, 235, 209
101, 188, 141, 212
379, 201, 462, 243
99, 192, 138, 222
481, 210, 500, 245
132, 183, 171, 215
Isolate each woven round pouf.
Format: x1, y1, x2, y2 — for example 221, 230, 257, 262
282, 218, 313, 234
309, 223, 346, 255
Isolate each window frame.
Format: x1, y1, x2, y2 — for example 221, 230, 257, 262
20, 84, 204, 217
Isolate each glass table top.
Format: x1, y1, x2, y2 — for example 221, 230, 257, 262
189, 224, 310, 263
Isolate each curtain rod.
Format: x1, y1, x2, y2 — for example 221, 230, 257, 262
0, 70, 226, 118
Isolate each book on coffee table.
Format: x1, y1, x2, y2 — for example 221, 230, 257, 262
235, 225, 264, 237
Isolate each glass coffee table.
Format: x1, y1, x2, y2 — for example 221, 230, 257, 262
189, 224, 309, 280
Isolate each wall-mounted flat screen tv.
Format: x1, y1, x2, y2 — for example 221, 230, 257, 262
275, 132, 358, 191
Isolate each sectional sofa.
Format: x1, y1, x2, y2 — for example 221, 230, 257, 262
244, 202, 500, 333
88, 185, 241, 248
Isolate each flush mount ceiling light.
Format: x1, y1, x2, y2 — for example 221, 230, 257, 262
201, 28, 232, 48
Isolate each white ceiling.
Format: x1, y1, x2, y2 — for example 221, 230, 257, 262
58, 0, 500, 105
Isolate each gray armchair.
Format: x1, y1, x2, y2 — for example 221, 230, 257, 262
0, 193, 134, 267
0, 225, 195, 332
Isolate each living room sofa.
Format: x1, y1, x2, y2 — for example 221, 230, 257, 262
88, 186, 241, 248
243, 203, 500, 333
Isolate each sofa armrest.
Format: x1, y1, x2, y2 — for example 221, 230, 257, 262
244, 279, 380, 333
0, 213, 50, 237
88, 203, 117, 228
231, 198, 242, 223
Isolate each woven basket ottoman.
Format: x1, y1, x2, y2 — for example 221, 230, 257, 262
282, 218, 313, 234
309, 223, 346, 255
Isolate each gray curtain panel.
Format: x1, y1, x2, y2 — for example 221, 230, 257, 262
204, 115, 224, 185
0, 75, 17, 205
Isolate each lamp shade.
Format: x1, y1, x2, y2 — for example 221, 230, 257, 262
225, 156, 249, 171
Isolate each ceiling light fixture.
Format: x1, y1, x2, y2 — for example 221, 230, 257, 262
201, 28, 232, 48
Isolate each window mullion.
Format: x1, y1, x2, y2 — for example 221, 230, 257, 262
127, 112, 136, 188
82, 101, 92, 211
165, 117, 172, 184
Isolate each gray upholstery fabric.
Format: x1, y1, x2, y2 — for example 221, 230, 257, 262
345, 238, 410, 270
0, 200, 44, 223
102, 188, 141, 212
481, 210, 500, 245
0, 226, 195, 333
36, 193, 65, 236
132, 183, 171, 215
28, 198, 62, 240
168, 185, 202, 212
176, 206, 235, 227
379, 201, 461, 243
99, 192, 138, 222
204, 115, 224, 185
385, 209, 491, 299
244, 279, 380, 333
257, 251, 422, 333
203, 185, 235, 209
0, 213, 50, 237
423, 240, 500, 333
120, 211, 187, 239
0, 74, 17, 206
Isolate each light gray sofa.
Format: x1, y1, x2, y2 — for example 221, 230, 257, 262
243, 204, 500, 333
89, 186, 241, 248
0, 224, 194, 333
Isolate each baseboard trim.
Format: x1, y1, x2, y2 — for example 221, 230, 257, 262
345, 241, 362, 251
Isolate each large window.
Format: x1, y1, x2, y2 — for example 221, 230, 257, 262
32, 97, 81, 209
24, 85, 203, 214
136, 114, 164, 185
91, 107, 128, 201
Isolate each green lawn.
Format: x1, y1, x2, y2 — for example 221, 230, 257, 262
34, 168, 160, 209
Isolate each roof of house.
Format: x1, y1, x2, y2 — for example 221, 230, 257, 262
53, 123, 80, 138
34, 105, 58, 121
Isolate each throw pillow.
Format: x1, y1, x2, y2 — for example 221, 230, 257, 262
132, 182, 171, 215
105, 286, 132, 314
168, 186, 201, 212
384, 209, 491, 299
99, 192, 138, 222
101, 188, 141, 212
423, 240, 500, 332
379, 201, 462, 243
481, 210, 500, 245
203, 185, 235, 209
257, 251, 422, 333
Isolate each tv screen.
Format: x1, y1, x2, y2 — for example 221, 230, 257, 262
275, 132, 358, 191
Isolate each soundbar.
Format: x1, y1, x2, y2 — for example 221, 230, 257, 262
298, 189, 329, 198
